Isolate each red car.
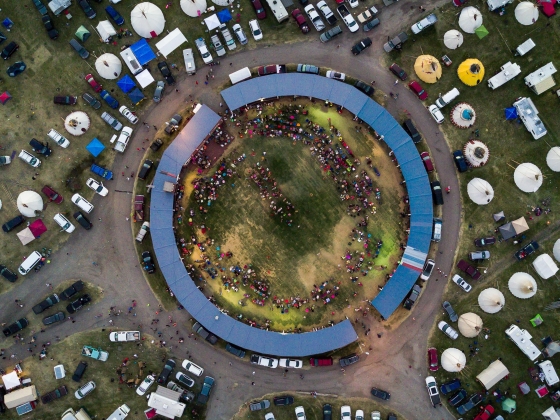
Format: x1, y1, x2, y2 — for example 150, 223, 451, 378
389, 63, 407, 81
251, 0, 267, 19
456, 259, 481, 280
420, 152, 434, 172
428, 348, 439, 372
473, 405, 494, 420
309, 357, 333, 366
408, 80, 428, 100
85, 73, 102, 93
41, 185, 63, 204
291, 9, 310, 34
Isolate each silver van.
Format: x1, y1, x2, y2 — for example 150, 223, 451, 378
71, 194, 94, 213
183, 48, 196, 75
18, 251, 42, 275
432, 218, 442, 242
435, 88, 460, 109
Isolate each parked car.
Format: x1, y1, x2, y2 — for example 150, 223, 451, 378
72, 361, 88, 382
442, 301, 458, 322
182, 359, 203, 377
440, 378, 461, 394
408, 80, 428, 100
304, 4, 325, 31
43, 311, 65, 325
0, 265, 18, 282
351, 37, 372, 55
142, 251, 156, 274
74, 211, 93, 230
326, 70, 345, 81
428, 104, 444, 123
474, 236, 496, 247
60, 280, 84, 300
0, 155, 11, 166
431, 181, 444, 205
402, 119, 421, 143
456, 259, 481, 280
42, 185, 63, 204
370, 387, 390, 400
53, 213, 75, 233
249, 19, 263, 40
153, 81, 165, 103
2, 215, 25, 233
389, 63, 407, 80
157, 359, 176, 384
41, 385, 68, 404
258, 64, 287, 76
320, 25, 342, 42
279, 359, 302, 368
420, 259, 435, 281
1, 41, 19, 60
66, 294, 91, 314
428, 347, 438, 371
354, 80, 374, 96
91, 163, 114, 179
323, 403, 333, 420
341, 405, 351, 420
138, 159, 154, 180
7, 61, 26, 77
469, 251, 490, 261
150, 138, 163, 152
295, 406, 306, 419
438, 320, 458, 339
86, 178, 108, 196
411, 13, 438, 34
119, 105, 138, 124
193, 321, 218, 344
339, 353, 359, 367
403, 284, 422, 309
297, 64, 319, 74
54, 95, 77, 105
452, 274, 472, 292
85, 73, 102, 92
449, 389, 467, 406
309, 357, 333, 366
225, 343, 245, 358
250, 400, 270, 411
101, 111, 122, 130
232, 24, 248, 45
75, 381, 96, 399
29, 138, 52, 156
176, 372, 195, 388
211, 34, 226, 56
105, 5, 124, 25
273, 395, 294, 406
251, 354, 279, 368
250, 0, 266, 19
291, 9, 310, 33
420, 151, 434, 172
383, 32, 408, 52
457, 393, 483, 415
78, 0, 96, 19
136, 375, 155, 396
82, 93, 101, 109
69, 39, 89, 59
18, 150, 41, 167
515, 240, 539, 260
100, 90, 118, 109
197, 376, 214, 404
426, 376, 442, 407
2, 318, 28, 336
453, 150, 468, 172
363, 18, 380, 31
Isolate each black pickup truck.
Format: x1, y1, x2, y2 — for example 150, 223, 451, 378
514, 241, 539, 260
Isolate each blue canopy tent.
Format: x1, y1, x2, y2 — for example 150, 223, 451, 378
86, 138, 105, 157
130, 38, 157, 66
217, 9, 232, 23
2, 18, 14, 30
127, 88, 145, 105
117, 75, 136, 93
505, 107, 518, 120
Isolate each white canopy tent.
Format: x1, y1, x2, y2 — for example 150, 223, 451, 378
459, 7, 483, 34
1, 371, 21, 391
155, 28, 188, 58
467, 178, 494, 205
135, 69, 155, 88
515, 2, 539, 26
458, 312, 483, 337
95, 53, 122, 80
131, 2, 166, 38
533, 254, 559, 279
546, 147, 560, 172
180, 0, 208, 17
443, 30, 464, 50
508, 272, 537, 299
17, 191, 43, 217
441, 348, 467, 372
17, 227, 36, 245
204, 14, 221, 30
553, 239, 560, 262
96, 20, 117, 42
514, 162, 543, 193
478, 288, 505, 314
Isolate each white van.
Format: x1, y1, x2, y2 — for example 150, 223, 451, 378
539, 361, 559, 386
183, 48, 196, 75
182, 359, 204, 377
47, 129, 70, 148
75, 381, 96, 399
229, 67, 252, 85
18, 251, 42, 275
435, 88, 460, 109
71, 194, 94, 213
432, 218, 442, 242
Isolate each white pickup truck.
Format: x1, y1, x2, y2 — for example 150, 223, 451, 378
250, 354, 279, 368
114, 127, 133, 153
135, 221, 150, 243
336, 5, 359, 33
109, 331, 141, 342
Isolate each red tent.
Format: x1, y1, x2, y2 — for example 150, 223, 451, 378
29, 219, 47, 237
0, 91, 11, 105
538, 0, 556, 17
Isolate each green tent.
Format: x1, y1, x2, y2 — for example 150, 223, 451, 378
75, 25, 90, 42
502, 398, 516, 413
531, 313, 544, 327
475, 25, 489, 39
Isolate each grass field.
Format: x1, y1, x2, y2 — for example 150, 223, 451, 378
179, 102, 407, 329
232, 392, 405, 420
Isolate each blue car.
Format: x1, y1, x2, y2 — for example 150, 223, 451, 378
457, 392, 483, 415
100, 90, 118, 109
440, 378, 461, 395
90, 163, 113, 180
448, 389, 467, 407
453, 150, 468, 173
105, 6, 124, 26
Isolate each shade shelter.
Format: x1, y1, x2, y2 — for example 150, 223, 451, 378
128, 88, 146, 105
512, 217, 529, 234
86, 138, 105, 157
131, 2, 166, 38
458, 59, 485, 86
217, 8, 232, 23
155, 28, 188, 58
467, 178, 493, 205
204, 14, 221, 30
478, 288, 505, 313
180, 0, 208, 17
493, 211, 505, 222
553, 239, 560, 262
514, 162, 543, 192
95, 53, 122, 80
515, 2, 539, 25
458, 312, 483, 337
135, 69, 155, 88
1, 371, 21, 390
475, 25, 489, 39
477, 360, 510, 390
117, 75, 136, 93
75, 25, 91, 41
17, 228, 36, 245
17, 191, 43, 217
505, 107, 518, 120
546, 147, 560, 172
131, 38, 157, 65
441, 348, 467, 372
29, 219, 47, 237
414, 55, 442, 84
533, 254, 559, 279
65, 111, 90, 136
443, 30, 463, 49
459, 6, 483, 33
499, 222, 517, 240
508, 272, 537, 299
0, 91, 12, 105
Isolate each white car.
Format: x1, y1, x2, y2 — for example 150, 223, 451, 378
71, 193, 94, 213
175, 371, 195, 388
264, 413, 276, 420
86, 178, 108, 196
428, 104, 444, 123
136, 374, 155, 396
420, 259, 435, 281
295, 406, 306, 419
249, 19, 263, 41
53, 213, 75, 233
279, 358, 302, 368
371, 412, 381, 420
438, 320, 459, 340
326, 70, 345, 81
182, 359, 204, 377
348, 0, 359, 8
452, 274, 472, 292
341, 406, 351, 420
232, 23, 248, 45
250, 354, 278, 368
356, 410, 365, 420
114, 126, 133, 153
119, 106, 138, 124
18, 150, 41, 168
75, 381, 96, 399
304, 4, 325, 31
0, 156, 11, 165
47, 129, 70, 148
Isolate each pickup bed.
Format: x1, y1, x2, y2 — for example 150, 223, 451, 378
109, 331, 140, 342
317, 1, 337, 25
41, 385, 68, 404
515, 241, 539, 260
336, 5, 358, 33
134, 195, 145, 221
456, 259, 481, 280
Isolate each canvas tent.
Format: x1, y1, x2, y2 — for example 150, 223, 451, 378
155, 28, 188, 58
96, 20, 117, 42
554, 239, 560, 262
458, 312, 483, 337
204, 13, 221, 30
135, 69, 155, 88
441, 348, 466, 372
0, 91, 12, 105
514, 162, 543, 192
443, 29, 463, 49
86, 138, 105, 157
515, 2, 539, 25
457, 59, 485, 86
546, 147, 560, 172
533, 254, 559, 279
508, 272, 537, 299
458, 6, 483, 33
130, 38, 156, 66
131, 2, 166, 38
65, 111, 90, 136
75, 25, 90, 41
478, 288, 505, 314
95, 53, 122, 80
477, 360, 509, 390
17, 191, 43, 217
413, 55, 442, 84
180, 0, 207, 17
467, 178, 494, 205
4, 385, 38, 409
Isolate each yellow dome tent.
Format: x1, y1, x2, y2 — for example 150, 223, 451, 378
457, 59, 485, 86
414, 55, 442, 84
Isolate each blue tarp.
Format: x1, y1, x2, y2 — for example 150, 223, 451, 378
130, 38, 157, 66
221, 74, 433, 320
127, 88, 145, 105
505, 107, 518, 120
217, 8, 232, 23
117, 75, 136, 93
86, 138, 105, 157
